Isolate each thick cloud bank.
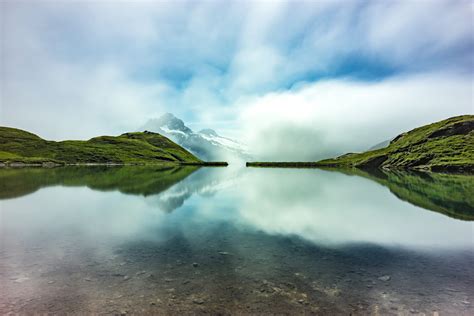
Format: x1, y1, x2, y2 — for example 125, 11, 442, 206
239, 73, 473, 160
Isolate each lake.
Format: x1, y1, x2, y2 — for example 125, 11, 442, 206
0, 166, 473, 315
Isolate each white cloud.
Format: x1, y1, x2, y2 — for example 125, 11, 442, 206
2, 60, 170, 140
238, 73, 473, 160
1, 0, 472, 149
364, 0, 473, 67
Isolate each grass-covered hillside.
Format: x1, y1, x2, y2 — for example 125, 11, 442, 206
317, 115, 473, 172
0, 127, 203, 166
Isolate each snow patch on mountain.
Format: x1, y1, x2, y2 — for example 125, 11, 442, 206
199, 133, 246, 152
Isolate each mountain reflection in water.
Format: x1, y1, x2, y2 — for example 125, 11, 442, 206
0, 166, 472, 314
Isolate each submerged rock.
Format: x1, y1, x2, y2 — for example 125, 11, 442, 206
378, 275, 391, 282
11, 276, 29, 283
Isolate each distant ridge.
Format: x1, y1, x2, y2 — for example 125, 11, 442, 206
368, 139, 391, 151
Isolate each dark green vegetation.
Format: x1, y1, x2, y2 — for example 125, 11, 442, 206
181, 161, 228, 166
248, 115, 474, 173
332, 168, 474, 221
246, 162, 320, 168
0, 165, 198, 200
0, 127, 227, 166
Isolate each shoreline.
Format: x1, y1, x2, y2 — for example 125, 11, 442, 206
0, 161, 228, 168
246, 162, 323, 168
179, 161, 228, 166
245, 162, 474, 174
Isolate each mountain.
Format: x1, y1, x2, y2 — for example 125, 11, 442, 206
0, 127, 204, 166
316, 115, 474, 172
139, 113, 248, 161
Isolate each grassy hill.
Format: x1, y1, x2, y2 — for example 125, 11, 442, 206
317, 115, 473, 172
248, 115, 474, 173
0, 127, 203, 166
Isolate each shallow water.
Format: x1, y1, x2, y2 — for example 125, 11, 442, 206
0, 166, 473, 315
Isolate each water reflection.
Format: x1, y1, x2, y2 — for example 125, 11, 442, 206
0, 166, 241, 213
0, 166, 472, 314
335, 168, 474, 221
0, 165, 198, 200
235, 168, 473, 249
3, 166, 471, 220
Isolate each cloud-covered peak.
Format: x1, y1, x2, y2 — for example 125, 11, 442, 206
199, 129, 218, 137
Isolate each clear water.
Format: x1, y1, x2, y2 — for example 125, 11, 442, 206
1, 166, 473, 314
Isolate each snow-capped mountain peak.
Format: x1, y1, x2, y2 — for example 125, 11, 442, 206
139, 113, 249, 161
198, 130, 247, 153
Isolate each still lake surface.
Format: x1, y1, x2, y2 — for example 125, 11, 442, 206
0, 166, 473, 315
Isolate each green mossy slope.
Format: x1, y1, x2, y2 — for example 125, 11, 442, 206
0, 127, 201, 165
317, 115, 474, 173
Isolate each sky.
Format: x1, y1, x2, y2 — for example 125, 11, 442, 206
1, 0, 473, 160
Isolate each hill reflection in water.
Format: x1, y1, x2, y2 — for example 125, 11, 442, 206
1, 166, 473, 314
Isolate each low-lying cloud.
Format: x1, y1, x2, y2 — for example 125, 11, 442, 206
238, 73, 473, 160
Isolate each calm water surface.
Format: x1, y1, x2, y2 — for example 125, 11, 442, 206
0, 166, 473, 315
